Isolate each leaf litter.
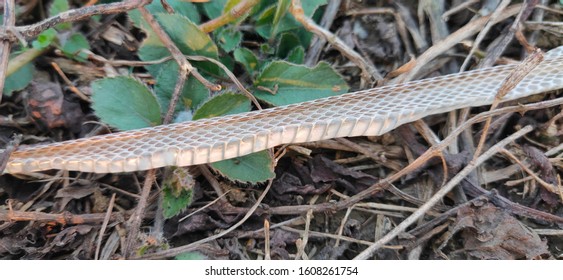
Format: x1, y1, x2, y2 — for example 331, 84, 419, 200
0, 0, 562, 260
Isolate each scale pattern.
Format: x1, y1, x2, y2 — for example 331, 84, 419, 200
3, 46, 563, 174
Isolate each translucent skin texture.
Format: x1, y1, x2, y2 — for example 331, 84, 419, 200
4, 46, 563, 174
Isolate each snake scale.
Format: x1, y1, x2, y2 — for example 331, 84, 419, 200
2, 46, 563, 174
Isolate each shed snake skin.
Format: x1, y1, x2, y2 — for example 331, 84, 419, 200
2, 46, 563, 174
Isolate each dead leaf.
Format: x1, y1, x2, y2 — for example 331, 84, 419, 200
310, 155, 378, 194
51, 225, 93, 247
269, 229, 299, 260
55, 183, 96, 210
446, 202, 551, 259
172, 212, 231, 237
25, 74, 84, 133
92, 188, 110, 213
271, 173, 331, 204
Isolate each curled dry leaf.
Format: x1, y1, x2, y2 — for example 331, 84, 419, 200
25, 75, 84, 133
309, 155, 378, 194
445, 202, 551, 259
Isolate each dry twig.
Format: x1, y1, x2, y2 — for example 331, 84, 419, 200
199, 0, 260, 33
136, 179, 274, 260
397, 4, 521, 82
473, 48, 543, 159
95, 193, 116, 260
354, 125, 534, 259
0, 0, 16, 102
290, 0, 383, 85
13, 0, 151, 39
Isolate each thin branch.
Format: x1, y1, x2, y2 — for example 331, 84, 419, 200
162, 66, 186, 124
95, 193, 116, 260
397, 4, 521, 82
136, 179, 274, 260
479, 0, 538, 68
51, 61, 91, 102
13, 0, 151, 39
6, 41, 46, 77
187, 55, 262, 109
295, 195, 318, 260
267, 97, 563, 215
442, 0, 479, 21
305, 0, 341, 66
0, 134, 20, 173
199, 0, 260, 33
123, 168, 157, 257
0, 208, 125, 224
0, 0, 16, 102
473, 48, 543, 159
198, 165, 226, 201
354, 125, 534, 259
289, 0, 383, 84
335, 138, 402, 171
122, 6, 222, 257
137, 6, 219, 91
281, 226, 378, 247
459, 0, 511, 71
500, 148, 558, 194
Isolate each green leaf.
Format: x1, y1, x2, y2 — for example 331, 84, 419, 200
255, 0, 326, 39
136, 43, 170, 78
192, 93, 251, 120
256, 5, 298, 39
129, 0, 200, 28
220, 54, 235, 72
301, 0, 327, 16
31, 28, 57, 50
156, 14, 218, 60
162, 186, 193, 219
224, 0, 243, 13
260, 43, 275, 55
193, 94, 275, 183
137, 13, 221, 76
3, 58, 33, 97
173, 111, 193, 123
49, 0, 69, 16
154, 61, 209, 115
210, 151, 275, 183
255, 5, 278, 38
233, 48, 259, 75
175, 252, 207, 260
217, 27, 242, 53
61, 33, 90, 61
273, 0, 291, 25
162, 167, 194, 219
49, 0, 72, 30
286, 46, 304, 64
294, 27, 314, 48
201, 0, 227, 19
254, 61, 349, 106
271, 0, 291, 36
91, 77, 162, 130
276, 32, 300, 58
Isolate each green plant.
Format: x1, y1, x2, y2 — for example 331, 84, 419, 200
4, 0, 92, 96
89, 0, 349, 217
